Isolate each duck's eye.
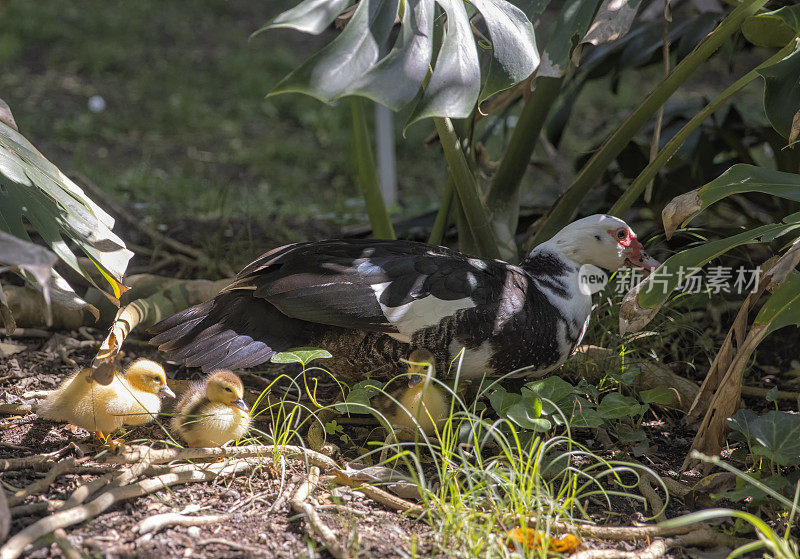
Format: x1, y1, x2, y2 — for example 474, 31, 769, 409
224, 387, 232, 392
616, 229, 628, 240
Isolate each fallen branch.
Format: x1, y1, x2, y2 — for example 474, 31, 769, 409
570, 527, 744, 559
741, 385, 800, 402
551, 522, 698, 540
9, 500, 64, 518
291, 466, 351, 559
7, 458, 78, 507
0, 404, 31, 416
0, 444, 79, 472
197, 538, 267, 556
0, 459, 256, 559
104, 443, 338, 470
135, 511, 230, 535
331, 470, 424, 515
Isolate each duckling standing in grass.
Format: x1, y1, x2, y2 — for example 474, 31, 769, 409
37, 359, 175, 439
374, 349, 448, 439
171, 370, 251, 447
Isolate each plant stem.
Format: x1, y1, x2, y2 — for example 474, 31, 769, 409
609, 41, 796, 216
433, 117, 501, 258
530, 0, 769, 245
350, 97, 396, 239
484, 76, 564, 219
428, 177, 454, 246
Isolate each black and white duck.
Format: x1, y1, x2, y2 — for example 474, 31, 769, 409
150, 214, 658, 380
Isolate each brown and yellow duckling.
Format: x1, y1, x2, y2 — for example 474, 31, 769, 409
37, 359, 175, 439
374, 349, 448, 439
171, 370, 251, 447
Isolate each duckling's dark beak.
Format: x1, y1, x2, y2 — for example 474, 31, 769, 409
159, 385, 176, 398
232, 398, 249, 412
408, 374, 423, 388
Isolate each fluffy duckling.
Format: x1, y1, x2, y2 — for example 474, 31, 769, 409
374, 349, 448, 438
171, 370, 251, 447
37, 359, 175, 438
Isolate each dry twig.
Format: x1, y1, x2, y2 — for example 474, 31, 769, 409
332, 470, 424, 515
7, 458, 78, 507
291, 466, 351, 559
0, 459, 256, 559
571, 527, 742, 558
135, 511, 230, 535
104, 443, 338, 470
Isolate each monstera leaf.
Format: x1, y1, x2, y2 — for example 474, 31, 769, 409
0, 102, 132, 316
259, 0, 540, 124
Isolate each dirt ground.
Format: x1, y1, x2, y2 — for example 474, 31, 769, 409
0, 326, 775, 558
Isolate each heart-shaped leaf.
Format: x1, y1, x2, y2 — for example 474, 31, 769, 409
750, 410, 800, 466
597, 392, 647, 419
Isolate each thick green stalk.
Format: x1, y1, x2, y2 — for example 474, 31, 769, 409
484, 76, 564, 215
350, 97, 396, 239
433, 117, 501, 258
610, 42, 796, 216
530, 0, 769, 245
428, 177, 454, 246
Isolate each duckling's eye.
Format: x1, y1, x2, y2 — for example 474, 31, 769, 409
224, 387, 232, 392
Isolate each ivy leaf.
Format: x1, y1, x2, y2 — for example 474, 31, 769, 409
507, 395, 551, 432
639, 386, 674, 406
597, 392, 647, 419
750, 410, 800, 466
524, 376, 575, 406
727, 408, 758, 445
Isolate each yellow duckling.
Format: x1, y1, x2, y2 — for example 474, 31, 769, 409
171, 370, 251, 447
374, 349, 448, 438
37, 359, 175, 439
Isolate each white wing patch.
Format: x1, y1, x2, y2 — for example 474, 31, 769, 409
371, 281, 476, 336
448, 340, 494, 378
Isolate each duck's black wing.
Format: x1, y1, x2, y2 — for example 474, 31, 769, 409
150, 239, 508, 371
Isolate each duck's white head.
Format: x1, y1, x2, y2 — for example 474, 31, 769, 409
537, 214, 660, 272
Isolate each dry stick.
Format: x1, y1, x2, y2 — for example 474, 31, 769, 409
0, 443, 79, 472
291, 466, 351, 559
331, 470, 424, 515
197, 538, 268, 556
550, 522, 698, 540
742, 385, 800, 402
52, 528, 81, 559
104, 443, 338, 470
0, 329, 50, 339
9, 501, 64, 518
637, 474, 665, 524
0, 404, 31, 416
0, 459, 256, 559
570, 527, 744, 559
7, 458, 78, 507
135, 512, 230, 535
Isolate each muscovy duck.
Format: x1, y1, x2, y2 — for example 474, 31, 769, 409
150, 214, 658, 380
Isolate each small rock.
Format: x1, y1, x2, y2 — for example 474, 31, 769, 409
187, 526, 200, 538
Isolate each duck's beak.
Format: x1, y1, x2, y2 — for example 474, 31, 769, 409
231, 398, 249, 412
159, 385, 176, 398
407, 363, 428, 387
623, 237, 660, 271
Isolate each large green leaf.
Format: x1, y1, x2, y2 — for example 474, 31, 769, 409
742, 5, 800, 48
472, 0, 539, 101
256, 0, 353, 35
757, 45, 800, 138
269, 0, 400, 103
350, 0, 434, 109
538, 0, 602, 78
264, 0, 539, 121
406, 0, 481, 126
0, 119, 132, 308
750, 410, 800, 466
754, 273, 800, 335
